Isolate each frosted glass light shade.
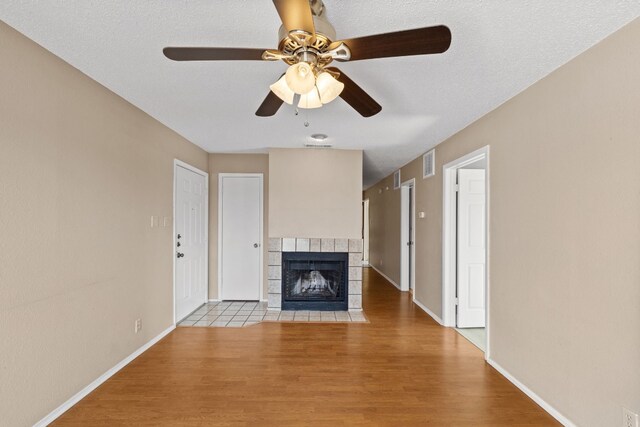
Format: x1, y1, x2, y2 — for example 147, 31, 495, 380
316, 72, 344, 104
285, 62, 316, 94
269, 75, 295, 105
298, 87, 322, 109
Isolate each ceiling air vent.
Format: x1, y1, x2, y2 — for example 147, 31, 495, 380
423, 149, 435, 178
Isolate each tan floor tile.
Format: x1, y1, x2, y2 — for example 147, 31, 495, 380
194, 320, 210, 327
210, 321, 229, 327
227, 322, 245, 327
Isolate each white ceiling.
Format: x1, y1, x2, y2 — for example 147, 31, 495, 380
1, 2, 638, 187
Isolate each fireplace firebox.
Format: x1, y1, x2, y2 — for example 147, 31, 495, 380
281, 252, 348, 311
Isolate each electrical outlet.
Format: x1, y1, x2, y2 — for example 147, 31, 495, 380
134, 318, 142, 334
624, 408, 639, 427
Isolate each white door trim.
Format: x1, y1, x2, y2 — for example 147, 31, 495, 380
173, 159, 209, 325
442, 146, 490, 358
217, 173, 264, 301
400, 178, 416, 292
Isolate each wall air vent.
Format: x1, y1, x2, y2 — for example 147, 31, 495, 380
393, 170, 401, 189
423, 149, 435, 178
305, 134, 332, 148
304, 142, 333, 148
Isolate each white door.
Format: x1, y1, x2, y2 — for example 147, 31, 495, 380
175, 164, 208, 322
362, 199, 369, 265
408, 185, 414, 292
219, 174, 262, 300
456, 169, 486, 328
400, 183, 415, 292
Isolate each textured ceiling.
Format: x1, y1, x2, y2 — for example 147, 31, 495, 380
1, 1, 638, 187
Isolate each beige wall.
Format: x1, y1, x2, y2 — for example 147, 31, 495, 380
269, 148, 363, 239
208, 153, 269, 300
0, 21, 208, 426
365, 176, 402, 285
365, 18, 640, 426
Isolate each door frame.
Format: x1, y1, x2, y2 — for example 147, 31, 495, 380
173, 159, 209, 325
442, 146, 490, 357
217, 173, 264, 301
400, 178, 416, 293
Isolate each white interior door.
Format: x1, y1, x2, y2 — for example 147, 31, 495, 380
408, 186, 414, 292
362, 199, 369, 265
175, 164, 208, 322
400, 182, 415, 292
456, 169, 486, 328
219, 174, 262, 300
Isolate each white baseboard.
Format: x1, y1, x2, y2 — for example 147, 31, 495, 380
370, 265, 400, 290
412, 297, 444, 325
35, 324, 176, 427
208, 299, 221, 302
486, 358, 575, 427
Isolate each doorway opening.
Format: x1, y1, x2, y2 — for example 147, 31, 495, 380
400, 179, 416, 293
442, 146, 489, 355
362, 199, 370, 266
173, 160, 209, 324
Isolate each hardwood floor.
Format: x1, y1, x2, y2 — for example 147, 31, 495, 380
54, 269, 559, 426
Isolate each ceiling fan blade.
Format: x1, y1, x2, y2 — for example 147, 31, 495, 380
337, 26, 451, 61
163, 47, 269, 61
272, 0, 315, 35
256, 91, 285, 117
327, 67, 381, 117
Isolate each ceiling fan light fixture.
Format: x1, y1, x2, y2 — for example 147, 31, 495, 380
298, 87, 322, 109
269, 75, 295, 105
285, 62, 316, 94
316, 71, 344, 104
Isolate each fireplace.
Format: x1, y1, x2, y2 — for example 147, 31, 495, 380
281, 252, 348, 311
267, 238, 362, 310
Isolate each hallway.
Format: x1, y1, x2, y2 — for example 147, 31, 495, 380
54, 269, 558, 426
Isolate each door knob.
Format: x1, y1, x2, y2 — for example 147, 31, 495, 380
253, 243, 259, 248
177, 252, 184, 258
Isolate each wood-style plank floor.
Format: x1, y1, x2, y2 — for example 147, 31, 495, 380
54, 269, 559, 426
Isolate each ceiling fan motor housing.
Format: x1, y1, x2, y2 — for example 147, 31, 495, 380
277, 15, 337, 66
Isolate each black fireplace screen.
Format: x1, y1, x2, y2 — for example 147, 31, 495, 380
282, 252, 348, 310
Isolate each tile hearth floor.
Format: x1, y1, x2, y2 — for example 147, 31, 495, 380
178, 301, 368, 328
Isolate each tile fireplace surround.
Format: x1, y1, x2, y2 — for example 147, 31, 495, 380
267, 238, 363, 310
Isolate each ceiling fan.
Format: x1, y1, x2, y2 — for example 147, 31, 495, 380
163, 0, 451, 118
